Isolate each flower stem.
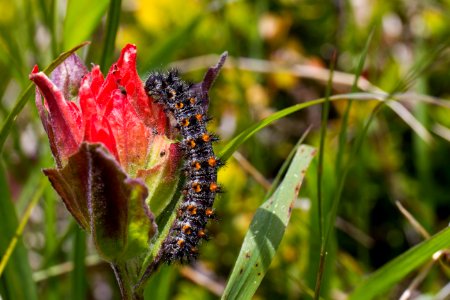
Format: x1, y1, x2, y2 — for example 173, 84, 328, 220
111, 263, 143, 300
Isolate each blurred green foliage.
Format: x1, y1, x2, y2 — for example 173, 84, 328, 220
1, 0, 450, 299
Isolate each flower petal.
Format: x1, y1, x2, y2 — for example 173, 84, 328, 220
105, 89, 151, 174
112, 44, 168, 134
78, 71, 120, 159
50, 54, 88, 101
30, 71, 83, 164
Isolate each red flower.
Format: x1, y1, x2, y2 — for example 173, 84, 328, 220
30, 44, 173, 169
30, 44, 182, 262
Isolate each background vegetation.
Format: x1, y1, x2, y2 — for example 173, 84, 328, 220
1, 0, 450, 299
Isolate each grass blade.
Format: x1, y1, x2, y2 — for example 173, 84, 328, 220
219, 90, 442, 163
314, 52, 336, 299
0, 41, 89, 153
335, 29, 374, 175
100, 0, 122, 72
0, 165, 38, 300
348, 226, 450, 300
219, 98, 325, 161
221, 145, 316, 300
265, 126, 312, 199
0, 178, 46, 276
63, 0, 109, 49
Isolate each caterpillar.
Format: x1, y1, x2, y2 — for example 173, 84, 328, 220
144, 52, 227, 263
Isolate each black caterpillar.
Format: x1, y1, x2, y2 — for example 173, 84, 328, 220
144, 52, 227, 263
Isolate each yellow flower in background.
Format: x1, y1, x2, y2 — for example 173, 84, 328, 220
0, 0, 15, 25
135, 0, 203, 35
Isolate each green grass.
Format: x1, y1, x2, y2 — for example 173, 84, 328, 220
1, 1, 450, 299
222, 145, 316, 300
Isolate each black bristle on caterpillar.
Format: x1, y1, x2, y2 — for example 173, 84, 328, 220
144, 52, 227, 264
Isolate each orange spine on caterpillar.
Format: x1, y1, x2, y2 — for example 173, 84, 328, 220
145, 52, 227, 263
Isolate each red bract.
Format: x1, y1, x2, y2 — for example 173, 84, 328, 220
30, 44, 182, 262
31, 44, 172, 170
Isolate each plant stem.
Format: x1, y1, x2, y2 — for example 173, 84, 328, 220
111, 263, 143, 300
314, 51, 335, 300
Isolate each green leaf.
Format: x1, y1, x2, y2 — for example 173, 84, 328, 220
313, 54, 335, 299
100, 0, 122, 72
219, 98, 324, 161
0, 42, 89, 153
134, 186, 184, 294
63, 0, 109, 49
348, 226, 450, 300
222, 145, 316, 300
0, 164, 38, 300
